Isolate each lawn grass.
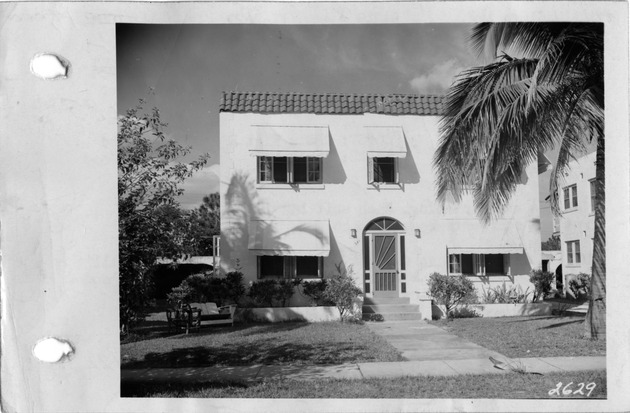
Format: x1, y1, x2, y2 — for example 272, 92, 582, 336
121, 321, 404, 369
122, 370, 606, 398
428, 315, 605, 358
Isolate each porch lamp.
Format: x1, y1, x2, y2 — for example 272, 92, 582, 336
351, 229, 357, 238
414, 229, 421, 238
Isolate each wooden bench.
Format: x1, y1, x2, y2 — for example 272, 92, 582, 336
190, 302, 237, 327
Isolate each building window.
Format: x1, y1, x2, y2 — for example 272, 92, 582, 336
448, 253, 510, 276
368, 157, 398, 184
257, 156, 321, 184
590, 179, 596, 212
258, 256, 323, 278
563, 184, 578, 209
566, 240, 581, 264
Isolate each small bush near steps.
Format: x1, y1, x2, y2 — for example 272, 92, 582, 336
321, 263, 363, 322
426, 273, 476, 319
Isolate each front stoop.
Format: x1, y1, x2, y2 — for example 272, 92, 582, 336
362, 297, 424, 321
565, 303, 588, 316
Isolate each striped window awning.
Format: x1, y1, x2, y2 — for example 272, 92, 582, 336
249, 125, 330, 157
365, 126, 407, 158
447, 221, 525, 254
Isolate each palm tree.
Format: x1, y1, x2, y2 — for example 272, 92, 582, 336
434, 23, 604, 339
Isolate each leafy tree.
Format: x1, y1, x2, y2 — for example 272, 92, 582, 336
434, 23, 604, 338
118, 98, 209, 334
541, 234, 561, 251
188, 193, 220, 256
426, 273, 476, 319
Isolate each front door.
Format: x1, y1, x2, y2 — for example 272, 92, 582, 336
372, 234, 398, 297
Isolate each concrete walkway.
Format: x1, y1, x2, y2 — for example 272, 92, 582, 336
365, 320, 509, 361
122, 320, 605, 384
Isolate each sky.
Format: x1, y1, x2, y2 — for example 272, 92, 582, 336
116, 23, 556, 240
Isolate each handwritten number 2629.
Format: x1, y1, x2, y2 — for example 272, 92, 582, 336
549, 382, 596, 397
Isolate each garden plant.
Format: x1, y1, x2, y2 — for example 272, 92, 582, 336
426, 272, 476, 319
321, 264, 363, 321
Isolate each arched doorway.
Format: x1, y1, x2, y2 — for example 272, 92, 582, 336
363, 217, 406, 298
556, 264, 564, 295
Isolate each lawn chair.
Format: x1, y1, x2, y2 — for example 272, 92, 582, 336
166, 303, 201, 334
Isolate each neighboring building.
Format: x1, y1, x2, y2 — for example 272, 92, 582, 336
557, 152, 596, 295
541, 250, 563, 292
219, 92, 543, 314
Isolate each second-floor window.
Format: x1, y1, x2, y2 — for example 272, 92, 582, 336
368, 157, 399, 184
563, 184, 578, 209
566, 240, 581, 264
258, 156, 322, 184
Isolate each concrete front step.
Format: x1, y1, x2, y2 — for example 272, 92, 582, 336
564, 303, 588, 315
363, 304, 420, 314
363, 312, 425, 321
364, 297, 411, 305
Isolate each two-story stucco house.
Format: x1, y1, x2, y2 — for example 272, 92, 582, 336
219, 92, 542, 318
557, 152, 596, 295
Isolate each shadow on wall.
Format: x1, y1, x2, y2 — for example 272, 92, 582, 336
223, 172, 266, 269
325, 227, 346, 277
399, 134, 420, 185
324, 133, 346, 184
223, 172, 335, 273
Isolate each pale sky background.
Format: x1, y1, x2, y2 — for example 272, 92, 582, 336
116, 23, 557, 240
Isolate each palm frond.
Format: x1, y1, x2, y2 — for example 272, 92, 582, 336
438, 22, 604, 223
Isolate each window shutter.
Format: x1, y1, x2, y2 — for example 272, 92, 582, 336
503, 254, 511, 276
367, 157, 374, 184
283, 257, 293, 279
474, 254, 485, 275
395, 158, 400, 183
318, 257, 324, 278
288, 157, 293, 183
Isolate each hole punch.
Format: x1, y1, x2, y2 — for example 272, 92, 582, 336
30, 53, 69, 80
33, 337, 74, 363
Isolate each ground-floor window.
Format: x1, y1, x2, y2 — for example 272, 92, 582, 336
258, 256, 323, 278
448, 253, 510, 276
566, 240, 581, 264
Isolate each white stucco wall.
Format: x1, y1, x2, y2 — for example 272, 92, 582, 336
558, 152, 596, 292
220, 111, 542, 305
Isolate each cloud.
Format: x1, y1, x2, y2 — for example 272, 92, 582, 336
409, 59, 465, 94
177, 163, 221, 209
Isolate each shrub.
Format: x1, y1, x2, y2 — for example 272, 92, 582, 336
450, 306, 482, 318
166, 282, 195, 308
168, 271, 246, 308
568, 273, 591, 298
301, 280, 331, 305
248, 280, 278, 307
363, 313, 385, 322
529, 269, 554, 302
426, 273, 476, 319
224, 270, 247, 304
276, 279, 301, 307
479, 283, 531, 304
322, 263, 363, 322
